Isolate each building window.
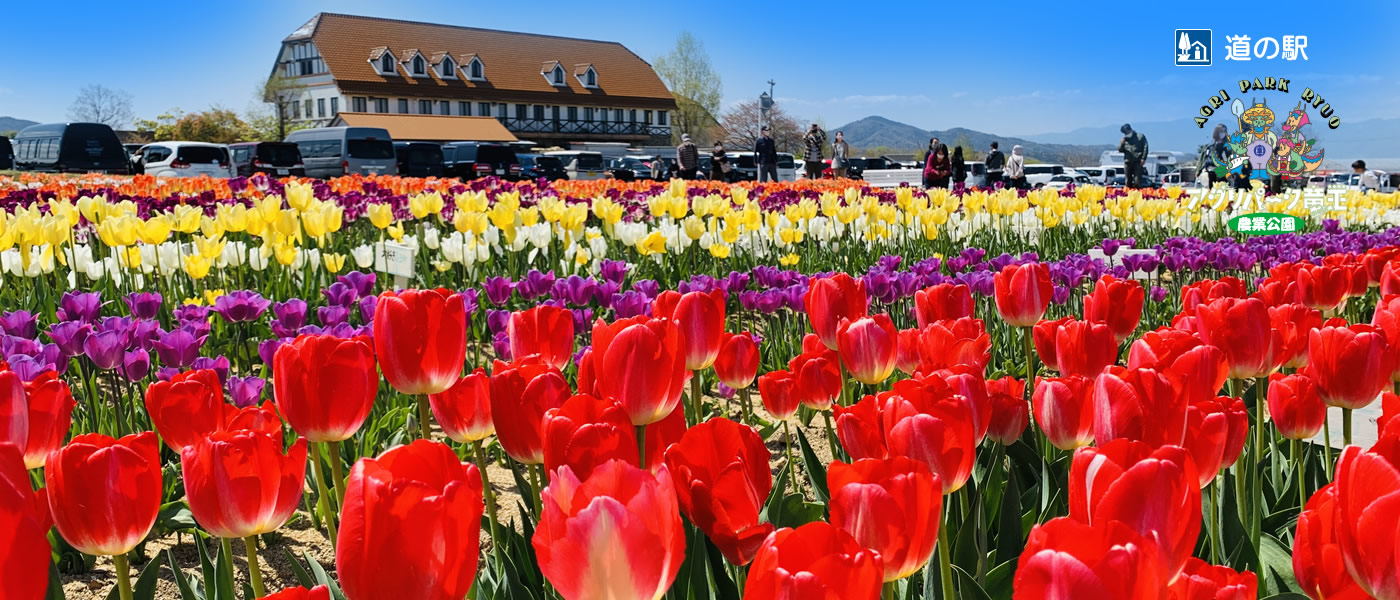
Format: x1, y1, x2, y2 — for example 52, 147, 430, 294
468, 58, 484, 80
515, 104, 527, 120
644, 110, 652, 124
398, 99, 409, 114
352, 97, 367, 112
459, 101, 471, 116
583, 107, 594, 122
551, 65, 565, 85
439, 58, 455, 78
658, 111, 668, 126
419, 99, 432, 114
615, 109, 624, 121
533, 105, 545, 121
330, 97, 339, 117
375, 98, 389, 113
439, 101, 450, 115
629, 109, 637, 123
412, 55, 426, 76
304, 99, 313, 118
567, 107, 578, 122
292, 101, 301, 119
479, 102, 491, 118
586, 69, 597, 87
551, 106, 560, 122
317, 99, 326, 118
380, 54, 394, 74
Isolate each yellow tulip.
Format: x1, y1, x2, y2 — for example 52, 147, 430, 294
455, 191, 488, 213
778, 253, 800, 266
387, 223, 405, 241
200, 215, 225, 240
637, 231, 667, 255
172, 205, 202, 233
196, 235, 227, 260
183, 297, 204, 306
285, 181, 314, 212
367, 203, 394, 229
204, 289, 226, 306
302, 209, 328, 239
409, 191, 445, 219
709, 243, 731, 259
324, 252, 346, 273
256, 196, 283, 224
216, 204, 249, 232
520, 206, 541, 228
183, 255, 211, 280
682, 216, 705, 240
273, 243, 298, 266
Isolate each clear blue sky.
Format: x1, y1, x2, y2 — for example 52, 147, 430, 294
2, 0, 1396, 136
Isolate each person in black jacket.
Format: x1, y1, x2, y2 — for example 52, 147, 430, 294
985, 141, 1004, 187
755, 125, 779, 183
951, 146, 967, 188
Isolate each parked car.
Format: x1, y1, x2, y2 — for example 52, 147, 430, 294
0, 136, 12, 170
1045, 173, 1092, 189
229, 142, 304, 178
517, 154, 568, 181
12, 122, 129, 174
545, 151, 607, 181
131, 142, 234, 178
1076, 166, 1120, 185
393, 142, 445, 178
1024, 164, 1068, 188
285, 126, 397, 178
442, 142, 520, 181
776, 153, 798, 181
609, 156, 656, 181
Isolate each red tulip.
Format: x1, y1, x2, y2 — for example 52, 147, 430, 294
181, 430, 307, 539
838, 314, 898, 385
895, 328, 922, 376
575, 348, 596, 396
534, 459, 685, 600
664, 418, 773, 565
792, 351, 842, 411
1271, 304, 1324, 369
261, 586, 330, 600
1055, 320, 1118, 380
337, 440, 483, 600
714, 332, 760, 390
1383, 261, 1400, 297
1167, 558, 1257, 600
0, 369, 75, 469
828, 457, 941, 581
654, 289, 727, 371
427, 369, 493, 444
1373, 299, 1400, 381
913, 283, 974, 329
644, 406, 687, 471
883, 377, 977, 493
1296, 264, 1351, 313
1196, 297, 1281, 379
591, 316, 688, 425
1333, 441, 1400, 600
1094, 366, 1187, 448
1294, 483, 1372, 600
227, 401, 284, 437
46, 432, 161, 556
273, 334, 378, 443
0, 444, 50, 600
1363, 248, 1400, 287
1070, 439, 1202, 580
805, 273, 868, 351
937, 365, 992, 443
743, 522, 884, 600
1181, 277, 1248, 313
543, 393, 637, 481
1014, 516, 1166, 600
490, 358, 570, 464
1381, 391, 1400, 437
917, 317, 991, 372
1268, 373, 1326, 440
508, 305, 575, 370
1033, 375, 1096, 451
1183, 398, 1231, 488
1252, 277, 1297, 307
1084, 275, 1145, 342
1128, 329, 1229, 408
986, 376, 1029, 445
1033, 317, 1071, 371
1309, 324, 1394, 410
757, 370, 801, 421
834, 395, 888, 460
994, 263, 1052, 327
373, 288, 467, 395
1216, 396, 1250, 470
146, 369, 252, 451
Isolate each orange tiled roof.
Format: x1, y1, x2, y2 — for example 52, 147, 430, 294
332, 113, 518, 142
307, 13, 676, 110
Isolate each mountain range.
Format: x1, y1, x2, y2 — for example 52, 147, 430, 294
0, 116, 37, 134
834, 116, 1111, 166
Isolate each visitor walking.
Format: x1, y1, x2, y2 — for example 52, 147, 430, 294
712, 140, 731, 183
951, 146, 967, 188
1006, 145, 1027, 189
1207, 124, 1229, 187
831, 131, 850, 178
676, 134, 700, 180
755, 125, 779, 183
923, 144, 951, 189
1118, 123, 1149, 188
803, 124, 827, 179
985, 141, 1005, 187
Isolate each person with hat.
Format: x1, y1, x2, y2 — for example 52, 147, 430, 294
755, 125, 779, 183
1118, 123, 1149, 188
676, 133, 700, 180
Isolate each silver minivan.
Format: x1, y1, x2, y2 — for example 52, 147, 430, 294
544, 151, 607, 181
285, 126, 398, 178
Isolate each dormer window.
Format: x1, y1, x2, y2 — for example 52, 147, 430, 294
400, 49, 428, 78
542, 61, 567, 86
553, 66, 565, 85
460, 54, 485, 81
381, 54, 394, 73
370, 47, 398, 76
412, 56, 425, 75
574, 64, 598, 88
433, 53, 456, 79
470, 58, 483, 79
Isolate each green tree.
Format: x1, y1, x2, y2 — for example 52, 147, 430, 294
951, 134, 980, 161
653, 32, 722, 145
136, 108, 252, 143
256, 73, 306, 141
134, 109, 185, 141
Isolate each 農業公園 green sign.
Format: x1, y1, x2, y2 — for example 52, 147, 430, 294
1228, 212, 1304, 235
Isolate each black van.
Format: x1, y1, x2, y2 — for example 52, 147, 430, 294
442, 142, 520, 181
0, 136, 13, 170
12, 123, 128, 174
229, 142, 305, 177
393, 142, 445, 178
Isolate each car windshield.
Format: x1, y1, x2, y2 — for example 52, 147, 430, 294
177, 146, 227, 163
256, 144, 301, 165
347, 139, 395, 159
534, 156, 562, 169
572, 154, 604, 170
405, 145, 443, 164
777, 155, 795, 168
477, 146, 517, 165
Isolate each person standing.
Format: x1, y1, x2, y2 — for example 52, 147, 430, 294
1207, 124, 1229, 187
712, 140, 731, 183
831, 131, 850, 178
923, 145, 951, 189
951, 146, 967, 188
1005, 145, 1027, 189
676, 134, 700, 180
803, 124, 827, 179
755, 125, 779, 183
985, 141, 1005, 187
1118, 123, 1149, 188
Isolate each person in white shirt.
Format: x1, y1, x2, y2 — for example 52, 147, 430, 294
1354, 160, 1381, 192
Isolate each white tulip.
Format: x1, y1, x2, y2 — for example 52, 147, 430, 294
352, 245, 374, 269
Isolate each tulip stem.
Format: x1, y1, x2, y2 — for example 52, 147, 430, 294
112, 552, 134, 600
938, 503, 955, 600
881, 581, 898, 600
1323, 413, 1334, 479
417, 395, 433, 440
782, 420, 799, 495
1342, 407, 1353, 446
1292, 439, 1306, 509
1252, 380, 1264, 555
739, 387, 753, 426
309, 442, 339, 547
822, 410, 840, 462
636, 425, 648, 468
690, 375, 704, 426
327, 441, 346, 507
472, 440, 502, 555
530, 463, 545, 516
243, 536, 266, 598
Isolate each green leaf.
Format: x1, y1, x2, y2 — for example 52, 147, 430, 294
284, 548, 315, 588
195, 538, 216, 600
508, 463, 536, 521
46, 562, 67, 600
953, 566, 993, 600
1260, 595, 1310, 600
1259, 534, 1299, 595
167, 550, 201, 600
793, 428, 829, 505
996, 458, 1023, 564
213, 541, 236, 600
703, 537, 741, 600
766, 493, 824, 529
156, 501, 199, 531
302, 549, 347, 600
982, 560, 1016, 599
131, 552, 168, 600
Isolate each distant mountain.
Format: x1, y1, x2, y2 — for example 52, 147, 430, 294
0, 116, 37, 133
835, 116, 1111, 166
1022, 118, 1400, 165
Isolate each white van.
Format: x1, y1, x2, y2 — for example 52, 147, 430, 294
285, 126, 398, 178
1024, 164, 1068, 188
133, 142, 234, 178
776, 153, 798, 181
545, 151, 607, 181
1077, 166, 1121, 185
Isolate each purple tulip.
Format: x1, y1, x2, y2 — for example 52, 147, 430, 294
322, 283, 357, 308
156, 367, 180, 382
1, 335, 42, 361
227, 376, 265, 408
486, 309, 510, 335
1052, 285, 1071, 305
6, 356, 55, 382
358, 295, 377, 324
594, 280, 621, 306
128, 320, 160, 352
492, 331, 512, 361
0, 311, 38, 339
598, 260, 630, 284
457, 289, 480, 315
720, 271, 750, 294
570, 308, 593, 334
258, 337, 289, 367
121, 349, 151, 382
83, 330, 127, 370
318, 305, 350, 327
1150, 285, 1169, 303
519, 270, 556, 300
611, 291, 651, 319
57, 291, 103, 323
191, 356, 231, 384
123, 292, 163, 320
153, 328, 208, 368
738, 290, 759, 312
271, 299, 309, 338
632, 279, 660, 300
338, 271, 377, 298
174, 303, 213, 324
46, 321, 92, 358
213, 291, 272, 323
484, 276, 515, 305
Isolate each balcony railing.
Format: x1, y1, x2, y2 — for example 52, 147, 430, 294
500, 118, 669, 137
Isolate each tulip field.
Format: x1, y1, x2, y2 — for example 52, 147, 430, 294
6, 171, 1400, 600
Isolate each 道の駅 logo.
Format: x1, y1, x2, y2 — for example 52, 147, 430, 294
1176, 30, 1212, 66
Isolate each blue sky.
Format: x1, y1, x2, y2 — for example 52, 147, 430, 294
2, 0, 1396, 136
